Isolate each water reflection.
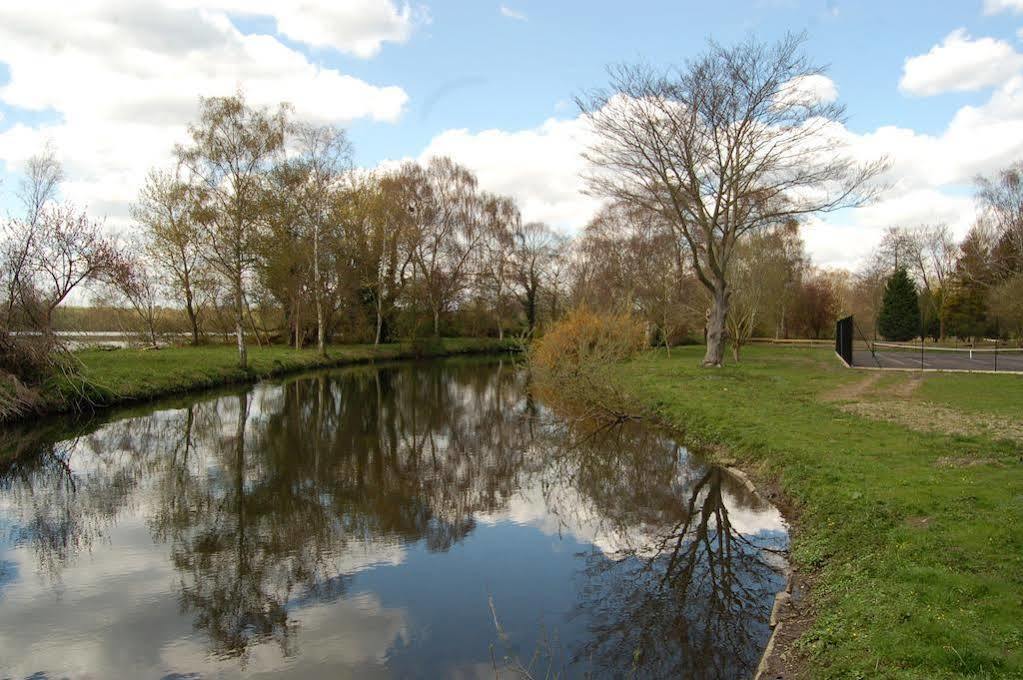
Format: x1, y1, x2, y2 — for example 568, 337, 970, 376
0, 358, 786, 678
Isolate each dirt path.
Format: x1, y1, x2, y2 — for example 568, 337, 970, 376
888, 374, 923, 398
822, 372, 882, 402
824, 372, 924, 403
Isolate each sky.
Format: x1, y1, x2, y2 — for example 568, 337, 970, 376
1, 0, 1023, 270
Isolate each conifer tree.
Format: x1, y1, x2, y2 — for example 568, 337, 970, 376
877, 268, 920, 341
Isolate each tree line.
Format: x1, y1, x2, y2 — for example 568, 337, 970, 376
4, 33, 1022, 387
855, 168, 1023, 343
1, 93, 568, 375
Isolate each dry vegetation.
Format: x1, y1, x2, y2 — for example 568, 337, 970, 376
529, 308, 647, 420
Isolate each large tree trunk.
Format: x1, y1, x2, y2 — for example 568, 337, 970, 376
314, 224, 325, 357
703, 283, 728, 367
184, 289, 199, 346
432, 307, 440, 337
526, 288, 537, 334
375, 300, 384, 345
315, 297, 325, 355
181, 257, 200, 346
233, 279, 247, 369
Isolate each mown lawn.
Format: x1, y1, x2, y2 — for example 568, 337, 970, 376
614, 345, 1022, 679
43, 338, 516, 412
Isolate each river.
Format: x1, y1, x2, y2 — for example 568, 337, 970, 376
0, 356, 788, 678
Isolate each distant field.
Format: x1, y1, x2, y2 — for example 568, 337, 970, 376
614, 345, 1022, 678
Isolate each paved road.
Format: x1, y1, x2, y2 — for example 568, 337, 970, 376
852, 348, 1023, 372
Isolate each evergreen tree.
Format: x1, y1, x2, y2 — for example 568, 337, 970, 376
877, 268, 920, 341
943, 281, 990, 340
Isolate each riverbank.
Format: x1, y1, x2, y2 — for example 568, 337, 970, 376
3, 338, 518, 424
611, 346, 1022, 679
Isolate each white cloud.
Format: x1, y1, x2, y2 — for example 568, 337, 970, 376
899, 29, 1023, 96
499, 5, 528, 21
168, 0, 421, 57
777, 74, 839, 107
406, 69, 1023, 270
984, 0, 1023, 14
413, 116, 600, 231
0, 0, 409, 228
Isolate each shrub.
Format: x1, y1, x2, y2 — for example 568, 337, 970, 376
529, 309, 646, 421
530, 308, 646, 378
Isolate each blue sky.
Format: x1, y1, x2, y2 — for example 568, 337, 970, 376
2, 0, 1022, 268
339, 1, 1009, 158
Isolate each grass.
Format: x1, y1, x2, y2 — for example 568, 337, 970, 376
611, 345, 1022, 679
31, 337, 517, 417
915, 373, 1023, 418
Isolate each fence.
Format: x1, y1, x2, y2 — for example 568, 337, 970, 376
835, 316, 853, 367
835, 316, 1023, 373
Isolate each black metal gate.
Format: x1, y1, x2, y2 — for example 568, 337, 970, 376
835, 315, 853, 367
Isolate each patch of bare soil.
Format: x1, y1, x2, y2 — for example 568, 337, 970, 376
823, 373, 882, 402
755, 571, 816, 680
934, 455, 1005, 468
888, 374, 923, 399
841, 401, 1023, 444
904, 515, 932, 529
825, 372, 926, 404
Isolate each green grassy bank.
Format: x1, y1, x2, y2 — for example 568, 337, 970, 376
612, 346, 1022, 679
19, 338, 517, 421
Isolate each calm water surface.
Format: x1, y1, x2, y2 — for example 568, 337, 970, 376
0, 357, 787, 679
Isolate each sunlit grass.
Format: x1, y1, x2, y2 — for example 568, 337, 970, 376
614, 345, 1022, 678
44, 338, 516, 410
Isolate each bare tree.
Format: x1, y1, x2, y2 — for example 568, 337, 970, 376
511, 221, 560, 335
726, 240, 766, 361
976, 162, 1023, 277
176, 92, 289, 368
0, 147, 118, 390
873, 225, 917, 273
792, 268, 841, 339
257, 157, 310, 348
18, 142, 64, 227
290, 122, 353, 356
107, 241, 161, 348
14, 204, 120, 336
3, 146, 64, 327
369, 169, 418, 344
908, 224, 956, 339
477, 197, 519, 339
132, 165, 205, 345
579, 33, 885, 365
408, 158, 488, 337
571, 201, 702, 348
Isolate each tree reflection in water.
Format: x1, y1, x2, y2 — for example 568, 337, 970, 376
0, 357, 786, 677
521, 421, 787, 678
